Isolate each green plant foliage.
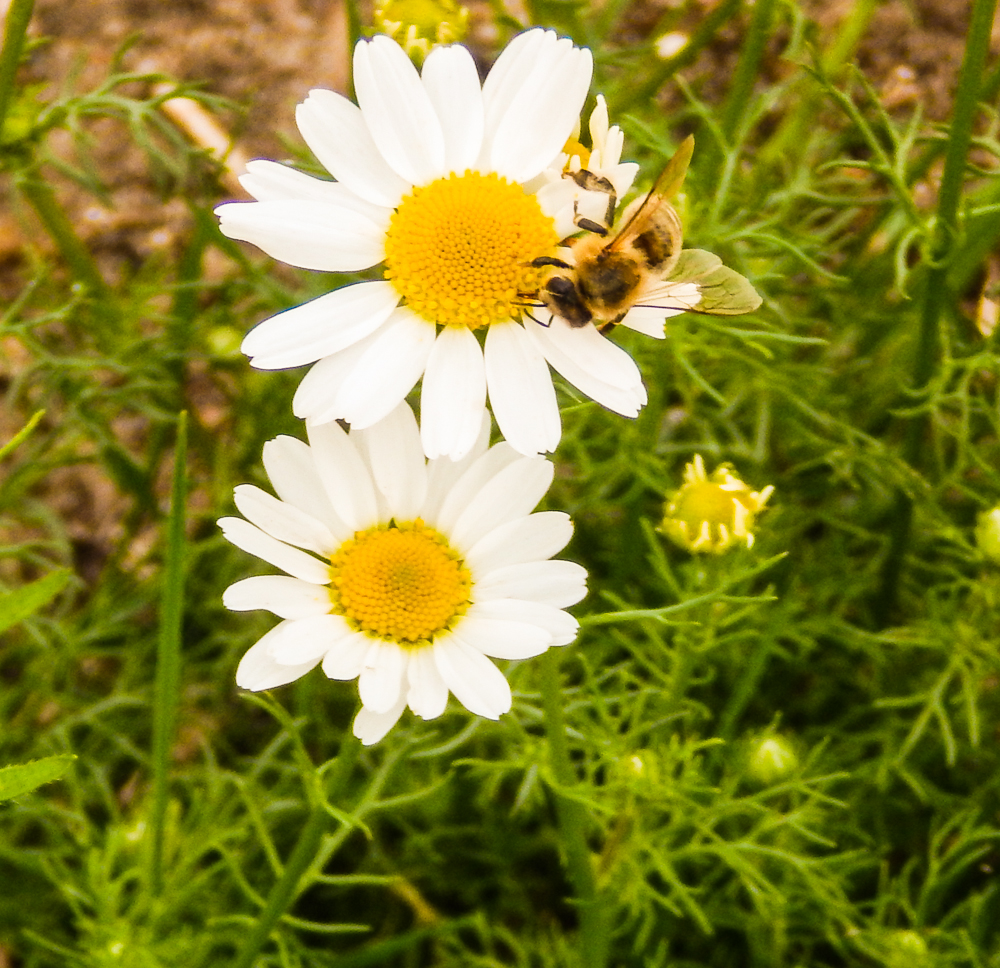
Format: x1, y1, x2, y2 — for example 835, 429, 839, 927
0, 755, 76, 801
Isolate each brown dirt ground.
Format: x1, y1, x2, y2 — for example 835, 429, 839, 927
0, 0, 994, 580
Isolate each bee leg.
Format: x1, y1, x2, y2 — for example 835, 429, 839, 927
568, 169, 618, 229
574, 214, 608, 236
530, 256, 574, 270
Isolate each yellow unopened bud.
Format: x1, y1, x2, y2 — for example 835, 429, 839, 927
660, 455, 773, 554
373, 0, 469, 64
976, 507, 1000, 562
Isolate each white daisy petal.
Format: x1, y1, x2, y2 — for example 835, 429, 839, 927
421, 43, 485, 174
468, 598, 579, 647
354, 696, 407, 745
420, 325, 488, 462
292, 330, 384, 424
223, 576, 332, 618
233, 484, 338, 556
617, 280, 701, 337
295, 88, 409, 208
449, 456, 555, 552
266, 613, 354, 665
306, 420, 379, 531
486, 36, 593, 182
528, 313, 642, 389
332, 308, 436, 429
322, 631, 372, 680
433, 634, 512, 718
454, 612, 551, 659
421, 410, 493, 524
358, 639, 407, 714
262, 435, 343, 533
238, 160, 393, 217
606, 161, 639, 198
215, 199, 386, 272
618, 305, 671, 338
218, 517, 331, 584
524, 317, 647, 417
406, 646, 449, 719
480, 29, 547, 162
236, 624, 322, 690
465, 510, 573, 575
354, 36, 446, 185
352, 400, 427, 521
473, 560, 588, 608
535, 178, 580, 237
242, 281, 400, 370
485, 323, 561, 456
432, 440, 521, 535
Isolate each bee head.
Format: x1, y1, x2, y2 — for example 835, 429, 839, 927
539, 274, 593, 328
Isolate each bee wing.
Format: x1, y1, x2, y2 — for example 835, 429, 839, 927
664, 249, 762, 315
607, 135, 694, 252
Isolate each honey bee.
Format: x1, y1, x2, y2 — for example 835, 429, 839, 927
525, 136, 761, 334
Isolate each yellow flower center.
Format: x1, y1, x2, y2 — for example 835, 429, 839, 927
329, 520, 472, 645
562, 137, 591, 169
673, 482, 748, 526
383, 170, 557, 330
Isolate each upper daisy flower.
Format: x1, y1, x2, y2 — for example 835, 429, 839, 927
219, 400, 587, 745
216, 29, 649, 460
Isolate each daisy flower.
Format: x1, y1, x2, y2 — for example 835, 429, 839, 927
216, 29, 648, 460
218, 401, 587, 745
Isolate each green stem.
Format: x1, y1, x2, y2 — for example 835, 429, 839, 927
540, 648, 610, 967
15, 175, 111, 301
346, 0, 362, 101
760, 0, 879, 169
150, 412, 188, 895
231, 731, 361, 968
609, 0, 742, 116
719, 0, 776, 142
875, 0, 998, 625
0, 0, 33, 140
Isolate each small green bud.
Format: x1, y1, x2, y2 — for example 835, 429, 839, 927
613, 750, 659, 789
748, 735, 798, 784
206, 325, 243, 359
976, 507, 1000, 562
885, 930, 929, 968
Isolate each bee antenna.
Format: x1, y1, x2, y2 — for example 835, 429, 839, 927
523, 309, 551, 328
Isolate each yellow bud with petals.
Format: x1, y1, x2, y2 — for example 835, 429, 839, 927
660, 455, 773, 554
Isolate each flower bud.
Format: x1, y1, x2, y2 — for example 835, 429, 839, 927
660, 455, 774, 554
976, 507, 1000, 562
373, 0, 469, 64
885, 930, 929, 968
747, 735, 798, 784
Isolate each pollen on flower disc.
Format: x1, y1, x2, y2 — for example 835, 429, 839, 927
383, 171, 557, 330
329, 521, 472, 645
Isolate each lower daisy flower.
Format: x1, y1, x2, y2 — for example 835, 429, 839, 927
219, 401, 587, 744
